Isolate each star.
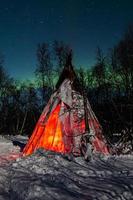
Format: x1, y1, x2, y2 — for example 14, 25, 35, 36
59, 15, 63, 23
5, 7, 9, 10
39, 20, 45, 24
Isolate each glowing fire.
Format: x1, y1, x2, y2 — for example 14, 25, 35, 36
42, 112, 65, 153
48, 136, 59, 143
23, 104, 65, 155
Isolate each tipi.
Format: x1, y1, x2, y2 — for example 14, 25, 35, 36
23, 54, 109, 156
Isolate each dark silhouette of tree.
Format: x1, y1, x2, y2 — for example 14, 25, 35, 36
53, 40, 72, 74
112, 26, 133, 98
35, 43, 53, 104
20, 82, 39, 136
6, 81, 40, 135
0, 55, 15, 133
93, 47, 106, 86
92, 47, 106, 103
109, 47, 123, 98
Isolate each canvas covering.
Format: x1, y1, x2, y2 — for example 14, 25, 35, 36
23, 79, 109, 156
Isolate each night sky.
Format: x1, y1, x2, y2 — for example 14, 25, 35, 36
0, 0, 133, 80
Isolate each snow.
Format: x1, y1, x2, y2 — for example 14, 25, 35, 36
0, 136, 133, 200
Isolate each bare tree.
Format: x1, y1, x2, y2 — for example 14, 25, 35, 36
0, 54, 16, 134
35, 43, 53, 103
53, 40, 72, 74
92, 47, 106, 86
92, 47, 106, 103
112, 25, 133, 98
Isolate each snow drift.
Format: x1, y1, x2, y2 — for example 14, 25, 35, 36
0, 136, 133, 200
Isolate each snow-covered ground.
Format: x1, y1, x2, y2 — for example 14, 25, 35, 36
0, 136, 133, 200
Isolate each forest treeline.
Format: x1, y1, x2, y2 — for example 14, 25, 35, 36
0, 26, 133, 141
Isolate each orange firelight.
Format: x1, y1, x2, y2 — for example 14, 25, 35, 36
23, 104, 65, 155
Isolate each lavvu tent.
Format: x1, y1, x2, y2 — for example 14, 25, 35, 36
23, 54, 109, 156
